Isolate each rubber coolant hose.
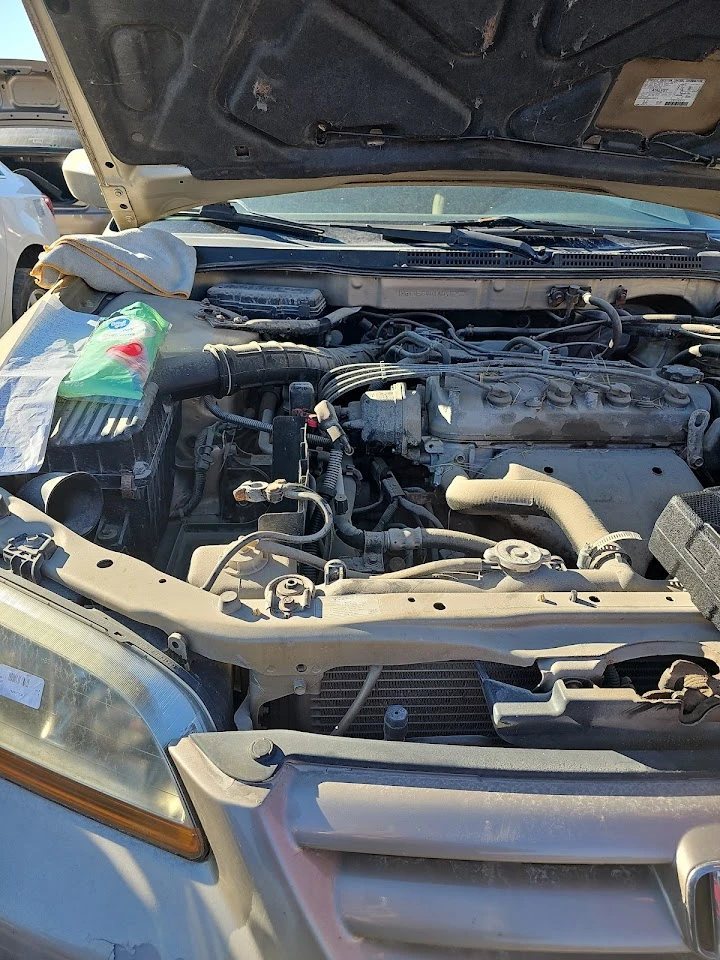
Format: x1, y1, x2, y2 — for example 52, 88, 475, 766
154, 341, 378, 400
445, 467, 612, 565
418, 527, 495, 555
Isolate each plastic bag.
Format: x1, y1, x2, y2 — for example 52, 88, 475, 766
58, 301, 170, 403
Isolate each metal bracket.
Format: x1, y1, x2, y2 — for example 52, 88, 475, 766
265, 575, 315, 618
686, 408, 710, 469
363, 531, 385, 572
167, 632, 189, 668
108, 184, 137, 229
547, 284, 591, 311
120, 469, 135, 500
343, 531, 387, 573
2, 533, 56, 583
323, 559, 347, 585
197, 301, 249, 329
613, 285, 628, 308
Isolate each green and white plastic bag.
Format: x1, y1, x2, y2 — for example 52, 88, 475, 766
58, 301, 170, 403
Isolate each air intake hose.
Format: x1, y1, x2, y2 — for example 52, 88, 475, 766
154, 341, 377, 400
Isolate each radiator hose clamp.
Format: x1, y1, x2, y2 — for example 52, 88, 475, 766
578, 531, 642, 570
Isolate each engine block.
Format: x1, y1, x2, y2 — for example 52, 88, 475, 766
353, 370, 710, 451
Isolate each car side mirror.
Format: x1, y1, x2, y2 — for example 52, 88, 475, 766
62, 149, 109, 210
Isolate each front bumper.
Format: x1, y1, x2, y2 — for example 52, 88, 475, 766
3, 731, 720, 959
174, 732, 720, 959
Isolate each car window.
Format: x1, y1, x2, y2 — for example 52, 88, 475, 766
231, 185, 720, 230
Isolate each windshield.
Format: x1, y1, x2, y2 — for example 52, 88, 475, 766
231, 185, 720, 231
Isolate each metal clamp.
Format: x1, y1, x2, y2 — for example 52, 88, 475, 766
577, 531, 642, 570
344, 531, 385, 573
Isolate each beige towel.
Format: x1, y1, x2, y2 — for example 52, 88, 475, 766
31, 226, 196, 299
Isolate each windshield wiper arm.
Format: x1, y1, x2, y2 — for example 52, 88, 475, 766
434, 216, 573, 232
435, 214, 712, 236
371, 223, 550, 262
170, 202, 329, 240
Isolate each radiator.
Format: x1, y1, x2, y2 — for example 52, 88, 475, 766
303, 657, 708, 740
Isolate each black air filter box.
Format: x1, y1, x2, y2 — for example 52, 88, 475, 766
45, 385, 178, 559
206, 283, 326, 319
649, 488, 720, 628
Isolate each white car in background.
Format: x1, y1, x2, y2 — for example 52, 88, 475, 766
0, 158, 58, 333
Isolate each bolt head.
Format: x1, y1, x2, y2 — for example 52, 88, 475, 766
551, 380, 572, 397
487, 386, 513, 407
251, 737, 274, 760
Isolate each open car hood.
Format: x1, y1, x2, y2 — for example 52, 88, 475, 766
0, 59, 71, 128
22, 0, 720, 227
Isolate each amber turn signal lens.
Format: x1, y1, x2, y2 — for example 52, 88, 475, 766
0, 744, 206, 859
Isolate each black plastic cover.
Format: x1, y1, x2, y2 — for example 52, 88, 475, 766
207, 284, 326, 319
46, 387, 178, 559
650, 487, 720, 629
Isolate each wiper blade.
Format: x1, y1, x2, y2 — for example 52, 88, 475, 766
169, 202, 329, 240
435, 214, 710, 237
434, 216, 573, 232
372, 223, 550, 262
427, 217, 702, 252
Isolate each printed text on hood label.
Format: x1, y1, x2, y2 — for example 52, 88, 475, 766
634, 78, 705, 108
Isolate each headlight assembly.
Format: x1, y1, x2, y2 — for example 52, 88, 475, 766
0, 574, 212, 858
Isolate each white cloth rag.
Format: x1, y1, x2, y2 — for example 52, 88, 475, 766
31, 226, 196, 299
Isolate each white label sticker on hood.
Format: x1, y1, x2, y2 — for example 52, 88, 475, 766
0, 664, 44, 710
634, 78, 705, 107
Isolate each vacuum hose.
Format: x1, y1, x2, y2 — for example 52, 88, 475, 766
581, 293, 623, 357
667, 342, 720, 367
333, 515, 496, 556
154, 341, 377, 400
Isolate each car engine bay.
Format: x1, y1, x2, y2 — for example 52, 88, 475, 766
4, 274, 720, 751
